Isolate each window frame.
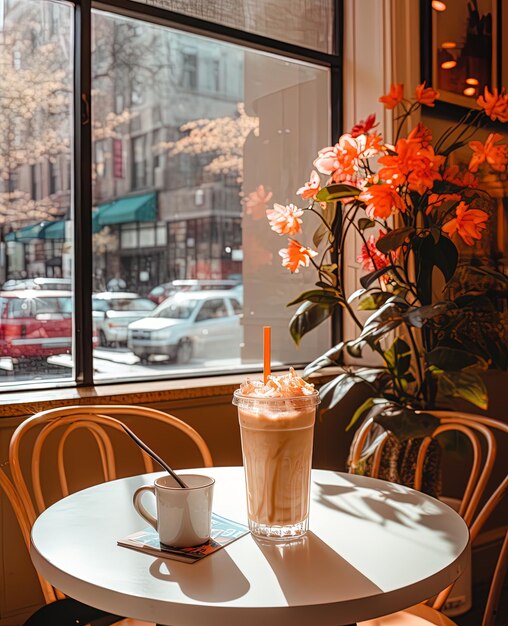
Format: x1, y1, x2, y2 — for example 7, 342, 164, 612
70, 0, 343, 388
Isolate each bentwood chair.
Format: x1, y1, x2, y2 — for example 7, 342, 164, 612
0, 453, 139, 626
349, 411, 507, 626
8, 404, 213, 626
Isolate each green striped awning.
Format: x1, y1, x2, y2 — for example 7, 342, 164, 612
94, 192, 157, 232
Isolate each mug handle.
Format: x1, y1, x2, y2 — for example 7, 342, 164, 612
133, 485, 157, 530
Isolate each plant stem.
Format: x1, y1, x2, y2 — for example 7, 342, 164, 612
394, 101, 419, 143
405, 322, 424, 400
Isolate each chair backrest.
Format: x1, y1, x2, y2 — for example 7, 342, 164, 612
483, 528, 507, 626
349, 410, 507, 620
0, 464, 57, 606
9, 404, 213, 604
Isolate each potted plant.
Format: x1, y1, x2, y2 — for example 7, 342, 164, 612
267, 82, 508, 496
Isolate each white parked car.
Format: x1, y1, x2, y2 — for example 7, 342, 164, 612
127, 290, 243, 364
92, 292, 156, 347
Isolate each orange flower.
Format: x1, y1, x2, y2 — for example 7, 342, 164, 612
244, 184, 273, 219
476, 87, 508, 123
415, 82, 439, 107
378, 139, 444, 194
279, 239, 318, 273
316, 137, 357, 180
443, 165, 478, 188
266, 203, 303, 235
297, 170, 321, 200
359, 184, 406, 220
425, 193, 461, 214
379, 83, 404, 109
442, 201, 488, 246
468, 133, 508, 173
350, 113, 378, 138
313, 144, 341, 175
362, 132, 385, 156
407, 122, 433, 148
458, 170, 479, 188
357, 230, 391, 272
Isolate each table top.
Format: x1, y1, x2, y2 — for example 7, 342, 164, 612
30, 467, 469, 626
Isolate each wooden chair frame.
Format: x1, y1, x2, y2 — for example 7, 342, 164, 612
9, 404, 213, 605
350, 410, 507, 625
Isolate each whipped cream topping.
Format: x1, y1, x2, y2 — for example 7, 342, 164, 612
239, 367, 316, 398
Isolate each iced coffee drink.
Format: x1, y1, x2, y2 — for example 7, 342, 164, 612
233, 369, 319, 539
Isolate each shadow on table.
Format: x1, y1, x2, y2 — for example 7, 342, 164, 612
148, 548, 250, 602
254, 531, 382, 605
314, 473, 462, 545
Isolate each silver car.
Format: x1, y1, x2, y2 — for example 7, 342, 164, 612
92, 292, 156, 347
127, 290, 243, 364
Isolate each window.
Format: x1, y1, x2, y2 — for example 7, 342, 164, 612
49, 160, 57, 194
132, 136, 147, 190
30, 164, 38, 200
180, 51, 198, 90
95, 141, 106, 178
196, 298, 228, 321
1, 0, 339, 390
0, 0, 73, 386
8, 171, 18, 194
130, 0, 336, 54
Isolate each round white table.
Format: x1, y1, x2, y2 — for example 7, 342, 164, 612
30, 467, 469, 626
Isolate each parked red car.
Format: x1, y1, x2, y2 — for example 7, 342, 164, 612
0, 290, 96, 359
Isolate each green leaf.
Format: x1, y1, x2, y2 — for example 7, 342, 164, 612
315, 184, 361, 203
359, 266, 392, 289
321, 202, 338, 230
353, 299, 408, 345
303, 342, 345, 377
429, 226, 441, 244
348, 287, 367, 303
433, 369, 488, 410
376, 227, 414, 255
319, 372, 356, 409
289, 301, 333, 346
432, 235, 459, 283
426, 347, 480, 371
404, 302, 450, 328
320, 368, 382, 411
346, 397, 375, 431
358, 291, 392, 310
287, 289, 343, 307
346, 342, 364, 358
313, 222, 329, 248
374, 406, 440, 441
412, 233, 458, 305
384, 338, 411, 376
358, 218, 376, 231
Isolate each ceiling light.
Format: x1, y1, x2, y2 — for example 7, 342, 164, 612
466, 78, 479, 86
463, 87, 476, 96
432, 1, 447, 11
441, 60, 457, 70
441, 41, 457, 49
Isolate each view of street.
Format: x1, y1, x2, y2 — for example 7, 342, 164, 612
0, 346, 273, 383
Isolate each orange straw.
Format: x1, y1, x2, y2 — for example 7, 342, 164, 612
263, 326, 271, 384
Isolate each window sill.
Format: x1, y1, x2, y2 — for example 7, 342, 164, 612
0, 369, 337, 417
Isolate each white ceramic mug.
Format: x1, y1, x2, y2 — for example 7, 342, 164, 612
133, 474, 215, 547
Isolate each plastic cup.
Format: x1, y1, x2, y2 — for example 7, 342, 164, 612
233, 390, 320, 540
